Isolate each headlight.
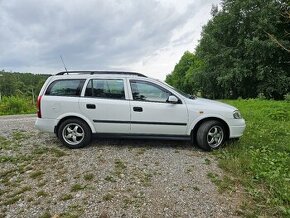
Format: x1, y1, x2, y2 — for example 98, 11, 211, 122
233, 110, 242, 119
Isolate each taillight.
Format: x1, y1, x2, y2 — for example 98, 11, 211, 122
37, 96, 42, 118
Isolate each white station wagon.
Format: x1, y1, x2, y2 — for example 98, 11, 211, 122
35, 71, 245, 151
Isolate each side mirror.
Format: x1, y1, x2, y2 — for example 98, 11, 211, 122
167, 95, 178, 104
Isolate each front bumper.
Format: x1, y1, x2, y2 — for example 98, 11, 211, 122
229, 118, 246, 138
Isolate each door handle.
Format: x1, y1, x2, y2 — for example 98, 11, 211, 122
133, 107, 143, 112
86, 104, 96, 109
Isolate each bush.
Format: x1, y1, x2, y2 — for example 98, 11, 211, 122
0, 96, 35, 115
284, 93, 290, 102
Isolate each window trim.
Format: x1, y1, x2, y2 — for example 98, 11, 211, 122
45, 79, 85, 97
84, 78, 126, 100
129, 80, 182, 104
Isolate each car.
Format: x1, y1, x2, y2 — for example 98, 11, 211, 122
35, 71, 246, 151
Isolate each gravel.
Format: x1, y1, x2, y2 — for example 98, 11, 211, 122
0, 115, 241, 217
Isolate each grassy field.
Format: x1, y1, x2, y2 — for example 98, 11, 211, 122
217, 99, 290, 217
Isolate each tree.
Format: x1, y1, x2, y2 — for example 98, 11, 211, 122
196, 0, 290, 99
165, 51, 203, 95
166, 0, 290, 99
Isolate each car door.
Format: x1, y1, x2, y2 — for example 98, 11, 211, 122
129, 79, 188, 135
79, 78, 130, 133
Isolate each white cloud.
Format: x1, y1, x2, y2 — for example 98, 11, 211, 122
0, 0, 220, 80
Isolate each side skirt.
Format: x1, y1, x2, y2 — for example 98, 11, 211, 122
93, 133, 191, 141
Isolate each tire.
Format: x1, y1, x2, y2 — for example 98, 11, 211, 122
196, 120, 226, 151
58, 118, 92, 149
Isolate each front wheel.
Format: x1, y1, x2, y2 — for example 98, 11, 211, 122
58, 118, 91, 149
196, 120, 226, 151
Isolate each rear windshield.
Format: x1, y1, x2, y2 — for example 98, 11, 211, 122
45, 79, 85, 96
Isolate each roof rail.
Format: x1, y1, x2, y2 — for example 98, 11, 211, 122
56, 71, 147, 77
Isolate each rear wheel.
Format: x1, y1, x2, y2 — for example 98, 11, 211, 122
196, 120, 226, 151
58, 118, 91, 149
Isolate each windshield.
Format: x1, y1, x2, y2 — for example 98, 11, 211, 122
159, 81, 196, 99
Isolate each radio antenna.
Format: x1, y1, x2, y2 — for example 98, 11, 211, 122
60, 55, 68, 72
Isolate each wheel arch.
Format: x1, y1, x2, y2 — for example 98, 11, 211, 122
190, 117, 230, 144
54, 114, 95, 136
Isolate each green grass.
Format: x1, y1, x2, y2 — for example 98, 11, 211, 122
30, 170, 44, 179
70, 184, 85, 192
216, 99, 290, 217
36, 190, 48, 197
114, 159, 127, 177
60, 194, 73, 201
83, 173, 94, 181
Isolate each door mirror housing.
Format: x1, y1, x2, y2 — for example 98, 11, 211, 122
167, 95, 179, 104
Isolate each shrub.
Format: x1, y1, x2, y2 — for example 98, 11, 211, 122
0, 96, 35, 115
284, 93, 290, 102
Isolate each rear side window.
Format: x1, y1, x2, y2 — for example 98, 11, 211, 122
85, 79, 125, 99
45, 79, 85, 96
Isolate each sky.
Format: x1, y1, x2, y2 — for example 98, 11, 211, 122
0, 0, 220, 80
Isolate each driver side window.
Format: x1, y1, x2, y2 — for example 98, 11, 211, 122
130, 80, 171, 103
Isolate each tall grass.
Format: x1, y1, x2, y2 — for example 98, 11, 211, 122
0, 96, 36, 115
217, 99, 290, 217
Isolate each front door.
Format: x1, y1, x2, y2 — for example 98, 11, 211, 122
79, 78, 130, 133
129, 80, 188, 135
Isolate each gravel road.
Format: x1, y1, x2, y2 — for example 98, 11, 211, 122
0, 115, 241, 218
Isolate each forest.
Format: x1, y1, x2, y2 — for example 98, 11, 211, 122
166, 0, 289, 100
0, 70, 49, 98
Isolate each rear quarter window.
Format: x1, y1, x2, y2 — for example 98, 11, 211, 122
45, 79, 85, 96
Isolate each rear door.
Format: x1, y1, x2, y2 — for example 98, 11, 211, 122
79, 78, 130, 133
128, 79, 188, 135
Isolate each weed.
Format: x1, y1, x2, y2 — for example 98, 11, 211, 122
83, 173, 94, 181
30, 170, 44, 179
207, 172, 235, 193
131, 167, 153, 187
103, 193, 114, 201
114, 159, 127, 176
50, 147, 67, 157
39, 211, 51, 218
12, 131, 26, 141
7, 186, 31, 198
204, 158, 211, 165
70, 184, 85, 192
59, 204, 84, 218
104, 175, 116, 182
37, 190, 48, 197
2, 196, 21, 206
60, 194, 73, 201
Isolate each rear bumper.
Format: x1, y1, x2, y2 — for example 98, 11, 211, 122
229, 119, 246, 138
35, 118, 56, 133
